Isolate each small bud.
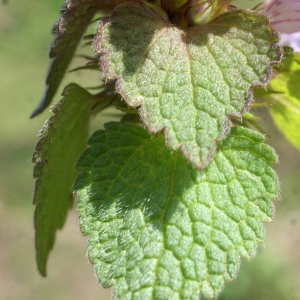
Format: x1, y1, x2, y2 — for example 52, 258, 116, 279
188, 3, 210, 24
186, 1, 214, 25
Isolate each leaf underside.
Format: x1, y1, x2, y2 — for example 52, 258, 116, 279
33, 83, 98, 275
95, 2, 281, 168
74, 122, 279, 299
30, 0, 101, 118
267, 52, 300, 151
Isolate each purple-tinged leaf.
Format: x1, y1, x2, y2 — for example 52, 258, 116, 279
30, 0, 102, 118
95, 2, 282, 169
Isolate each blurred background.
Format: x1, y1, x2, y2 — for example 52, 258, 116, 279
0, 0, 300, 299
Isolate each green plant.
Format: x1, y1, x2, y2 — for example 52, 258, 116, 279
31, 0, 300, 298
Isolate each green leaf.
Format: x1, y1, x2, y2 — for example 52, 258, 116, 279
30, 0, 102, 118
266, 52, 300, 151
32, 83, 98, 276
74, 122, 279, 299
94, 2, 281, 168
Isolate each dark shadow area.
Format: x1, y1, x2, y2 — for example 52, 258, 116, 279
75, 122, 193, 232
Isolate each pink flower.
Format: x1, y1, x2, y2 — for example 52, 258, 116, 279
262, 0, 300, 34
262, 0, 300, 51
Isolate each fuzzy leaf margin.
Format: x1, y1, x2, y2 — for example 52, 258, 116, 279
74, 122, 279, 299
30, 0, 102, 118
94, 2, 282, 169
32, 83, 98, 275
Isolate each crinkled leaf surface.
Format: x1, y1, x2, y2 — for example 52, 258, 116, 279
95, 2, 281, 168
30, 0, 101, 118
266, 52, 300, 151
74, 122, 279, 299
33, 83, 98, 275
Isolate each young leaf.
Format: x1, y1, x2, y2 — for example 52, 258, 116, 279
30, 0, 102, 118
94, 2, 281, 169
33, 83, 98, 276
74, 122, 279, 299
266, 52, 300, 151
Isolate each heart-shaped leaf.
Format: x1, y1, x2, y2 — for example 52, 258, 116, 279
94, 2, 281, 168
74, 122, 279, 299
